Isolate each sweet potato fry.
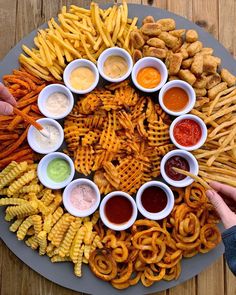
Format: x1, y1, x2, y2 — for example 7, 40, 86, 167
7, 105, 31, 131
13, 108, 43, 131
0, 127, 29, 159
0, 148, 33, 168
0, 134, 19, 141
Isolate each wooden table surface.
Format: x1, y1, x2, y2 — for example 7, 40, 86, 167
0, 0, 236, 294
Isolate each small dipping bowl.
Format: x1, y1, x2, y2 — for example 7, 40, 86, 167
158, 80, 196, 116
63, 59, 99, 94
38, 84, 74, 120
97, 47, 133, 83
131, 57, 168, 93
136, 181, 174, 220
63, 179, 100, 217
37, 152, 75, 189
169, 114, 208, 151
100, 191, 138, 231
27, 118, 64, 154
160, 149, 199, 187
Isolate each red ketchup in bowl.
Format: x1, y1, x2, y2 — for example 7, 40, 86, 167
164, 156, 190, 181
173, 118, 202, 147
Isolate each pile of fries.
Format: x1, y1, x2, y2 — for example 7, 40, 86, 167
19, 1, 138, 81
193, 86, 236, 186
0, 161, 102, 277
0, 68, 48, 169
89, 182, 221, 289
64, 80, 174, 195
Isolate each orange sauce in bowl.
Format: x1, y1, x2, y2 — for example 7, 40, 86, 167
163, 87, 189, 112
137, 67, 161, 89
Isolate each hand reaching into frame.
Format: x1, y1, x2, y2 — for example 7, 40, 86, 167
0, 82, 17, 115
206, 181, 236, 229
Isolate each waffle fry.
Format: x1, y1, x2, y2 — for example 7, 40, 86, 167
64, 81, 172, 195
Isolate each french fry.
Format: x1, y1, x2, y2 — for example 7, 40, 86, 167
172, 167, 210, 189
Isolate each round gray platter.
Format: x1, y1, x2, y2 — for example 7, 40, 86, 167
0, 3, 235, 295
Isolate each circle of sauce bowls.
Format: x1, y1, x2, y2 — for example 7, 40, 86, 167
100, 191, 138, 231
63, 179, 100, 217
38, 84, 74, 120
27, 118, 64, 154
37, 152, 75, 189
63, 59, 99, 94
97, 47, 133, 83
158, 80, 196, 116
169, 114, 207, 151
131, 57, 168, 93
136, 181, 174, 220
160, 149, 199, 187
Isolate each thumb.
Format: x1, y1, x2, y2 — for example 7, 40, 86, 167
0, 101, 14, 115
206, 190, 236, 229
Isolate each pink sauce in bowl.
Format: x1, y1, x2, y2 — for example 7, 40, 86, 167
63, 179, 100, 217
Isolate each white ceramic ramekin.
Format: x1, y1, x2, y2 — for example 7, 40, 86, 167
131, 57, 168, 93
38, 84, 74, 120
27, 118, 64, 154
97, 47, 133, 83
37, 152, 75, 189
136, 181, 174, 220
160, 149, 199, 187
99, 191, 137, 231
63, 59, 99, 94
169, 114, 208, 151
63, 178, 100, 217
158, 80, 196, 116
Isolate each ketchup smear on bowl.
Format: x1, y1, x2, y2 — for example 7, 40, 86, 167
164, 156, 190, 181
141, 186, 167, 213
105, 195, 133, 224
173, 119, 202, 147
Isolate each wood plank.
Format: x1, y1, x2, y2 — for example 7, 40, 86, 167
42, 0, 67, 21
197, 257, 225, 295
0, 1, 17, 59
0, 240, 81, 295
218, 0, 236, 57
15, 0, 44, 43
167, 0, 192, 19
225, 261, 236, 295
142, 0, 167, 10
192, 0, 218, 39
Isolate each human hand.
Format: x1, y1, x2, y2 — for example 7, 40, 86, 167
0, 82, 17, 115
206, 181, 236, 229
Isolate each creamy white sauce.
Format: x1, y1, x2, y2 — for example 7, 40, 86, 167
45, 92, 69, 116
34, 124, 60, 149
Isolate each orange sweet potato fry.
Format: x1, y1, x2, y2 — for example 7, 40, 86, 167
31, 105, 42, 115
0, 148, 33, 168
0, 134, 19, 140
13, 108, 43, 131
0, 127, 29, 159
17, 95, 39, 108
7, 105, 31, 131
3, 75, 31, 91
